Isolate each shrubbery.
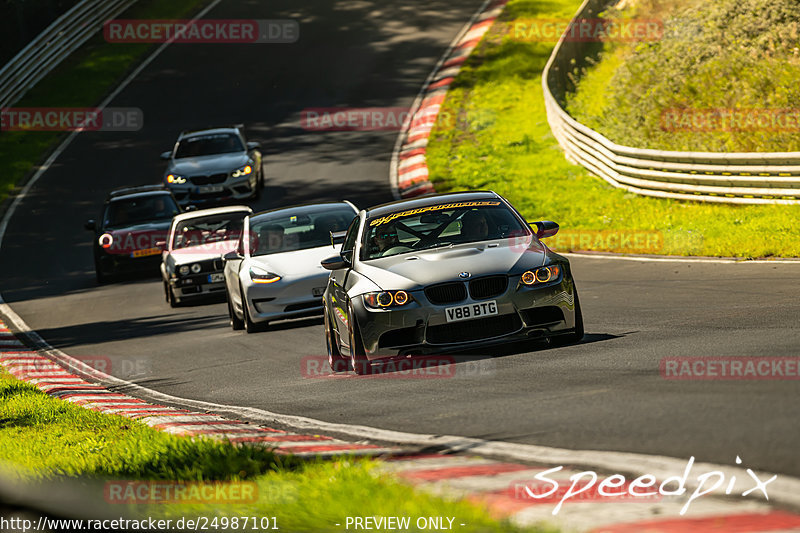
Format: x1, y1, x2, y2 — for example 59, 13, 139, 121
567, 0, 800, 151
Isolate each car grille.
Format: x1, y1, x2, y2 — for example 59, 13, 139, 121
284, 300, 322, 313
519, 306, 564, 326
424, 282, 467, 305
379, 326, 424, 348
469, 275, 508, 300
181, 258, 222, 275
426, 313, 522, 344
190, 173, 228, 185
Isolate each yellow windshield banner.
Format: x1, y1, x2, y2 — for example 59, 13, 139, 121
369, 201, 502, 227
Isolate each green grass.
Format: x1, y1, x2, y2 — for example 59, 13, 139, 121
566, 0, 800, 152
153, 460, 556, 533
426, 0, 800, 258
0, 370, 551, 532
0, 0, 209, 204
0, 370, 290, 480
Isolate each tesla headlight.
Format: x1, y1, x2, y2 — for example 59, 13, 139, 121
178, 265, 190, 276
521, 265, 561, 286
231, 164, 253, 178
166, 174, 186, 184
249, 265, 281, 284
364, 290, 412, 309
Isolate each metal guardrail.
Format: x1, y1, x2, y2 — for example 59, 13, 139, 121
0, 0, 138, 109
542, 0, 800, 205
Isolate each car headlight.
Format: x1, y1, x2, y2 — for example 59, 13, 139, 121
249, 265, 281, 284
166, 173, 186, 184
521, 265, 561, 286
364, 290, 412, 309
98, 233, 113, 249
178, 265, 190, 276
190, 263, 202, 274
231, 164, 253, 178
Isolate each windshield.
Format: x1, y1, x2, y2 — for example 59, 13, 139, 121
249, 206, 355, 256
103, 195, 179, 229
363, 202, 527, 260
174, 133, 244, 158
172, 212, 247, 250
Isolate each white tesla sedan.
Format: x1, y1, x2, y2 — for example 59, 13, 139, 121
222, 201, 357, 332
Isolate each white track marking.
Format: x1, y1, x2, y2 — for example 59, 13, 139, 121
0, 0, 225, 249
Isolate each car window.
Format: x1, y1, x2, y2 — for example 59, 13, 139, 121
172, 212, 247, 249
174, 133, 244, 158
103, 195, 179, 229
363, 202, 527, 260
341, 216, 360, 255
249, 206, 355, 256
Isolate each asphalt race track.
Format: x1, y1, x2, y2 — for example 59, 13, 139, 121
2, 0, 799, 479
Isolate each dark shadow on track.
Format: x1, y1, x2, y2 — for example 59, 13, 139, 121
26, 314, 228, 349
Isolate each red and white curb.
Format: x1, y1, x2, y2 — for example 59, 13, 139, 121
391, 0, 508, 199
0, 321, 397, 458
380, 455, 800, 532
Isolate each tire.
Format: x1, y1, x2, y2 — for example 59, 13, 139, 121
551, 286, 584, 346
95, 259, 109, 284
167, 284, 179, 308
569, 286, 585, 342
227, 290, 244, 330
347, 305, 372, 375
325, 305, 349, 373
251, 169, 262, 201
241, 285, 265, 333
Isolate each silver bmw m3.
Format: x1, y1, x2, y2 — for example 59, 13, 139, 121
321, 191, 583, 374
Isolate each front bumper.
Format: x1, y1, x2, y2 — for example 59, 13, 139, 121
96, 249, 162, 275
353, 275, 579, 361
170, 273, 227, 301
243, 271, 329, 324
167, 175, 255, 207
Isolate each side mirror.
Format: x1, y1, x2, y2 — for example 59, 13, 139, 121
532, 221, 559, 239
246, 141, 261, 151
160, 151, 172, 160
330, 230, 346, 247
321, 254, 349, 271
223, 251, 241, 261
85, 219, 96, 231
